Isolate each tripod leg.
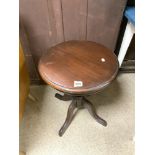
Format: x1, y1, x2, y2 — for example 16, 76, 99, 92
59, 100, 77, 136
83, 98, 107, 127
55, 93, 72, 101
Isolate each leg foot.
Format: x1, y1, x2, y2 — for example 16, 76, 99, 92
59, 100, 77, 136
55, 93, 72, 101
83, 98, 107, 126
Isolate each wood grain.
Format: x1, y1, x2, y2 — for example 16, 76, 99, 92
38, 41, 119, 94
19, 41, 30, 122
61, 0, 88, 40
47, 0, 64, 44
20, 0, 127, 83
87, 0, 127, 51
20, 20, 40, 82
20, 0, 55, 64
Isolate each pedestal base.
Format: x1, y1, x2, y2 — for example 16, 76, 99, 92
55, 93, 107, 137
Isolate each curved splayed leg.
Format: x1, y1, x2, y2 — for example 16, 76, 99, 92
59, 100, 77, 136
55, 93, 72, 101
83, 98, 107, 127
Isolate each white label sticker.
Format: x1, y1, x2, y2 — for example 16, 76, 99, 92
74, 81, 83, 87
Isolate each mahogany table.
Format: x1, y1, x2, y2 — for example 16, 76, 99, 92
38, 40, 119, 136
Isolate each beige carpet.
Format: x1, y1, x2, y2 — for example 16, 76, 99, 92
20, 73, 135, 155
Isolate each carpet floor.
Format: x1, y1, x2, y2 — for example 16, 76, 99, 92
20, 73, 135, 155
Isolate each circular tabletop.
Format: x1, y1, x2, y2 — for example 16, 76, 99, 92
38, 41, 119, 95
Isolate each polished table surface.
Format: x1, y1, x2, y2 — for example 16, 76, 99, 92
38, 40, 118, 95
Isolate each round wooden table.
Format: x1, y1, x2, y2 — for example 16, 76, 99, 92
38, 40, 119, 136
